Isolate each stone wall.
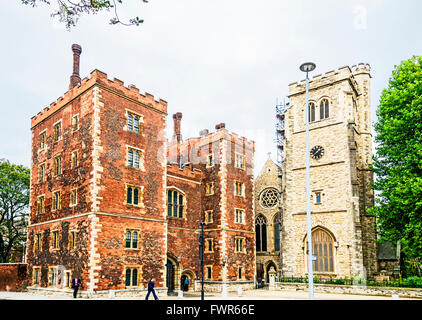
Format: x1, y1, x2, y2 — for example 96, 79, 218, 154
254, 159, 282, 281
0, 264, 28, 291
273, 282, 422, 299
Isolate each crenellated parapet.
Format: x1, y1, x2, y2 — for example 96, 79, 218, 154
167, 163, 203, 182
288, 63, 370, 98
351, 63, 371, 76
31, 69, 167, 129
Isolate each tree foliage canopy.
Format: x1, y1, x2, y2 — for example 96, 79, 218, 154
21, 0, 148, 29
370, 56, 422, 263
0, 159, 30, 263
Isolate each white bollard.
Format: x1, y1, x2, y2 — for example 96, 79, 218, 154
237, 287, 243, 297
109, 290, 115, 299
221, 284, 228, 299
178, 290, 183, 299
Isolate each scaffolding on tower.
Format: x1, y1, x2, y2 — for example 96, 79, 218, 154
276, 98, 289, 173
275, 97, 289, 277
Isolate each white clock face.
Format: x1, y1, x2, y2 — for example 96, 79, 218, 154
310, 145, 324, 160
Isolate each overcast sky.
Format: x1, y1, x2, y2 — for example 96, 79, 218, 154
1, 0, 421, 177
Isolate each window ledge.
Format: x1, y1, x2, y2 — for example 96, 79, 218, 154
125, 204, 145, 208
167, 216, 185, 220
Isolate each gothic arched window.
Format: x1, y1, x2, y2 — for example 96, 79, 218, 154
308, 228, 334, 273
255, 215, 267, 252
306, 102, 316, 122
320, 99, 329, 120
274, 214, 281, 252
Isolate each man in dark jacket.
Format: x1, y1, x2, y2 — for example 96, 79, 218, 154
145, 278, 159, 300
71, 277, 81, 298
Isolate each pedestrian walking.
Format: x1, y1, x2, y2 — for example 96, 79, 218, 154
71, 277, 81, 298
145, 278, 159, 300
183, 277, 189, 291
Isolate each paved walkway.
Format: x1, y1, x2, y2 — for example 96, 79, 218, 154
0, 289, 417, 300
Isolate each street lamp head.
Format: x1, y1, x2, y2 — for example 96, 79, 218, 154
300, 62, 316, 73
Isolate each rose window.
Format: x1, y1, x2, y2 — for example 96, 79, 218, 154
260, 188, 279, 208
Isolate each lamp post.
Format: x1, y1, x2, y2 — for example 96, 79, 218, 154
300, 62, 316, 300
198, 222, 205, 300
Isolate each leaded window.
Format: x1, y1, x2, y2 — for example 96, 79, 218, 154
39, 131, 46, 149
127, 111, 143, 134
134, 151, 140, 168
37, 195, 45, 215
128, 149, 133, 167
53, 122, 62, 142
234, 181, 245, 196
308, 102, 316, 122
127, 147, 142, 169
255, 215, 267, 252
274, 214, 281, 252
125, 230, 139, 249
235, 209, 245, 224
235, 153, 245, 169
70, 189, 77, 206
235, 237, 245, 253
72, 115, 79, 131
134, 116, 139, 133
125, 267, 139, 287
309, 228, 334, 273
167, 189, 184, 218
126, 186, 141, 206
54, 155, 62, 176
320, 99, 329, 120
52, 190, 61, 211
128, 114, 133, 131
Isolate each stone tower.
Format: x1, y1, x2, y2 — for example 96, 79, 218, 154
281, 64, 377, 279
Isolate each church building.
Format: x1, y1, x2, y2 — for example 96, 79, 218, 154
257, 64, 378, 281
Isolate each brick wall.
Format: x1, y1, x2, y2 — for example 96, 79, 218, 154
0, 264, 28, 291
28, 68, 168, 291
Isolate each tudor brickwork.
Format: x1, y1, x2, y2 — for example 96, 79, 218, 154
27, 47, 168, 293
167, 121, 256, 291
26, 44, 255, 295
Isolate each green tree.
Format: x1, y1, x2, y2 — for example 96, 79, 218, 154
0, 159, 30, 263
21, 0, 148, 29
370, 56, 422, 275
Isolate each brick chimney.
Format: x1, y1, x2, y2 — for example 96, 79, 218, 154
173, 112, 183, 143
199, 129, 209, 137
215, 123, 226, 131
69, 44, 82, 90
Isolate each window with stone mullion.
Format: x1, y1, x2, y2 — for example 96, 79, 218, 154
167, 190, 184, 218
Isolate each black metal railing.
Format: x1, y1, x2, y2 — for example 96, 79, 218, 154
277, 276, 422, 289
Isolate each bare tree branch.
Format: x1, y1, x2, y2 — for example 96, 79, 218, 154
21, 0, 148, 29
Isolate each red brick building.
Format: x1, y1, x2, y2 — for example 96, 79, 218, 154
166, 114, 255, 293
26, 45, 255, 295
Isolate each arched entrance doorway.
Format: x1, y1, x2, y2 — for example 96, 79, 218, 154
265, 261, 277, 283
180, 270, 195, 292
166, 253, 181, 295
181, 274, 188, 291
165, 259, 175, 294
